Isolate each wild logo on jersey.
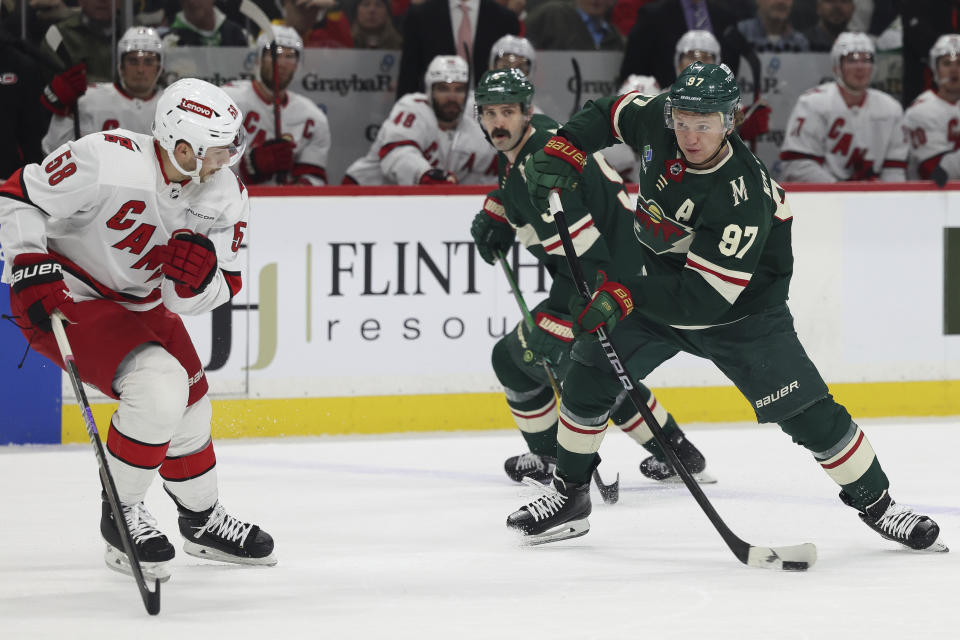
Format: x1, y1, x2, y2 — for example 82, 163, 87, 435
633, 195, 692, 254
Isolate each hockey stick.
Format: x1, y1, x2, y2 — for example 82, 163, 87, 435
495, 251, 619, 505
50, 311, 162, 614
43, 24, 81, 141
547, 190, 816, 571
569, 58, 582, 119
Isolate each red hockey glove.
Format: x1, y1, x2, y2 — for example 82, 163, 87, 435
10, 253, 72, 332
245, 138, 295, 181
738, 102, 771, 142
162, 232, 219, 294
569, 271, 634, 337
419, 168, 458, 184
41, 63, 87, 115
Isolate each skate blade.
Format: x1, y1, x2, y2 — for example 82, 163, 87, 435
518, 518, 590, 546
104, 545, 172, 583
183, 540, 278, 566
654, 470, 718, 485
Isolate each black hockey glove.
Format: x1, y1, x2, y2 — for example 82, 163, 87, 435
932, 166, 949, 188
419, 169, 457, 184
470, 210, 515, 265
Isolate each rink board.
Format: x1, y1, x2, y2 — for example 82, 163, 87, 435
52, 183, 960, 443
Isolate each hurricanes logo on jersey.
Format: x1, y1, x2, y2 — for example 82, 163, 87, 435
633, 195, 692, 254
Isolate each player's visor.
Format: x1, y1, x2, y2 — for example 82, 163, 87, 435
198, 127, 247, 169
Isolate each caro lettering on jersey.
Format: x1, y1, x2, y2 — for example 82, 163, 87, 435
901, 89, 960, 179
779, 82, 907, 182
223, 80, 331, 185
0, 130, 247, 311
41, 82, 161, 155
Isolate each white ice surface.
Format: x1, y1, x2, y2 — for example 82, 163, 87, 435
1, 418, 958, 639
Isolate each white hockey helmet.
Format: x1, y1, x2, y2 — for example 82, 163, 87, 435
674, 30, 721, 73
117, 26, 163, 68
929, 33, 960, 83
152, 78, 246, 178
424, 55, 469, 101
831, 31, 875, 71
618, 74, 661, 96
488, 35, 536, 76
255, 26, 304, 84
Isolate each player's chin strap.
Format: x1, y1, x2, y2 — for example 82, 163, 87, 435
683, 134, 731, 170
167, 145, 203, 180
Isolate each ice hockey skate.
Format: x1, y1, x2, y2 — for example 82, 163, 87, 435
507, 472, 592, 545
100, 498, 175, 583
841, 490, 948, 552
178, 501, 277, 565
504, 452, 556, 483
640, 429, 717, 484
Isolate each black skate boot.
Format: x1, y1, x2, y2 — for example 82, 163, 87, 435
840, 490, 948, 552
640, 429, 716, 484
100, 497, 175, 583
504, 452, 557, 483
507, 471, 592, 545
178, 501, 277, 566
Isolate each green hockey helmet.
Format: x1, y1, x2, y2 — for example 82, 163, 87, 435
475, 68, 535, 112
665, 61, 740, 131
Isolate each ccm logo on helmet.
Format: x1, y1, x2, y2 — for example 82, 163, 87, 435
179, 98, 213, 118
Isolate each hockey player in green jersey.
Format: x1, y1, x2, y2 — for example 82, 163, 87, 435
508, 62, 948, 552
469, 68, 714, 488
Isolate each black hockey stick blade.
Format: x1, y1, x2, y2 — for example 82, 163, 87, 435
592, 468, 619, 505
51, 312, 163, 614
546, 191, 816, 571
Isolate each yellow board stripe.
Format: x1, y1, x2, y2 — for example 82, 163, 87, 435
61, 380, 960, 444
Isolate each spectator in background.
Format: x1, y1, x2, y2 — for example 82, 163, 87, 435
492, 0, 525, 23
41, 0, 121, 82
281, 0, 353, 47
734, 0, 810, 52
902, 34, 960, 186
618, 0, 738, 89
43, 26, 163, 153
224, 26, 331, 184
395, 0, 520, 98
525, 0, 623, 51
900, 0, 960, 108
0, 27, 51, 179
779, 32, 907, 182
344, 55, 497, 184
351, 0, 402, 48
803, 0, 855, 51
1, 0, 76, 46
163, 0, 251, 47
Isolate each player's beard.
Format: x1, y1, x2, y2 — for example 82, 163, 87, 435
262, 65, 294, 92
434, 100, 464, 126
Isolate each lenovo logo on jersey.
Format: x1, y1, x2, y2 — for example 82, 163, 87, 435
755, 381, 799, 409
11, 261, 61, 285
180, 99, 213, 118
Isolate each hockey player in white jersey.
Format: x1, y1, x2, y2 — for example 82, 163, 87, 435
0, 78, 275, 582
779, 32, 908, 182
901, 34, 960, 186
42, 26, 165, 154
488, 34, 536, 78
223, 26, 331, 185
342, 55, 497, 185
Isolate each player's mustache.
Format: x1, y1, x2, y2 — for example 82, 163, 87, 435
491, 128, 510, 137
